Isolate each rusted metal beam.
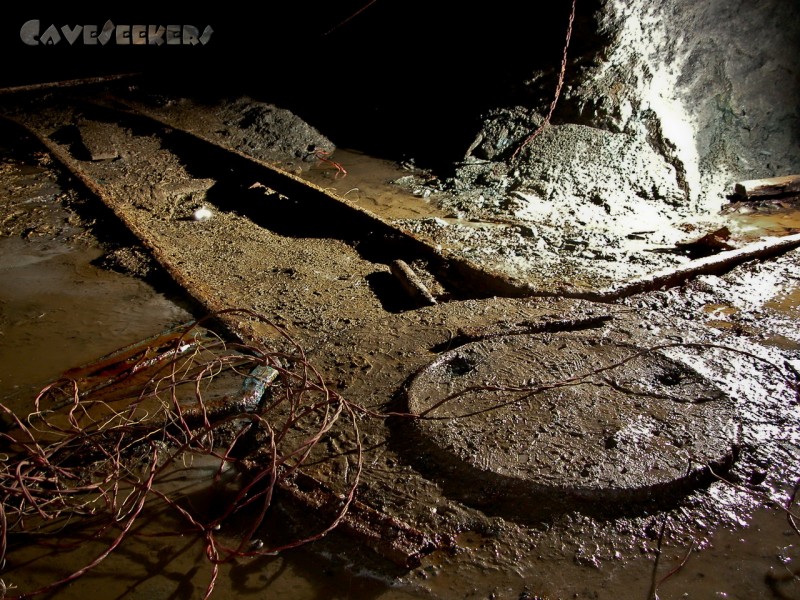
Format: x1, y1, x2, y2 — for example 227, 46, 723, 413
274, 469, 444, 568
0, 73, 139, 95
100, 101, 800, 303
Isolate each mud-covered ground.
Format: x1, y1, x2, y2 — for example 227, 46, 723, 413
0, 88, 798, 599
118, 90, 800, 293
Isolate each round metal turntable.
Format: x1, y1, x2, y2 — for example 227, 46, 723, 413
405, 334, 738, 505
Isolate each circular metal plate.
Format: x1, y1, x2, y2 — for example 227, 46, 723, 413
405, 334, 737, 503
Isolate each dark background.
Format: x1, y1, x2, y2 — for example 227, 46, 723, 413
1, 2, 599, 165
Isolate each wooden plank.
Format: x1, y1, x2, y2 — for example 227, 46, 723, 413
734, 175, 800, 199
78, 120, 119, 161
390, 259, 437, 306
596, 232, 800, 300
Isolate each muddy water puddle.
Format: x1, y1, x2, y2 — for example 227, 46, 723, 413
0, 237, 190, 403
301, 148, 449, 221
728, 205, 800, 241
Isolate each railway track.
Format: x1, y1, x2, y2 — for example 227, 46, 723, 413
0, 89, 603, 570
6, 88, 800, 315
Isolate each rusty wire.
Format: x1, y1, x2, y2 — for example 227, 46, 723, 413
645, 516, 696, 600
0, 309, 363, 599
511, 0, 577, 160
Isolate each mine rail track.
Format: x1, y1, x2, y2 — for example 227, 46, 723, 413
4, 91, 800, 307
5, 95, 540, 302
110, 96, 800, 302
0, 96, 461, 569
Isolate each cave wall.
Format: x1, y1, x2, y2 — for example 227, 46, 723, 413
560, 0, 800, 210
3, 2, 796, 215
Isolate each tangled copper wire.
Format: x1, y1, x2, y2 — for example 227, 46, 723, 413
0, 310, 363, 599
1, 309, 798, 598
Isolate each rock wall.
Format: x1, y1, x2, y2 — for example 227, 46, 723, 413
581, 0, 800, 206
465, 0, 800, 219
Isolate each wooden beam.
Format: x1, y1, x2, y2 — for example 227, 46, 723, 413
390, 260, 437, 306
734, 175, 800, 199
596, 232, 800, 300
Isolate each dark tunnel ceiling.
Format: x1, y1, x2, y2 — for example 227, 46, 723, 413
1, 1, 605, 167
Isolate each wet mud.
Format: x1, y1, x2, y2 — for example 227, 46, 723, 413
0, 88, 798, 600
0, 146, 191, 403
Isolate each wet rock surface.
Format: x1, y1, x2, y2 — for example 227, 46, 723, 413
389, 0, 800, 289
455, 0, 800, 208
